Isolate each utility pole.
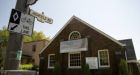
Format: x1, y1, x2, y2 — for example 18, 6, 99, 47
4, 0, 28, 70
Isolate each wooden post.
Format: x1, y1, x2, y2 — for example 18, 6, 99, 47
4, 0, 28, 70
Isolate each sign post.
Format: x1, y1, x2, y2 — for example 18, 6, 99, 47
4, 0, 30, 70
4, 0, 52, 70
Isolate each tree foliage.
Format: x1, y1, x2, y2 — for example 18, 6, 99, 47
19, 64, 33, 70
19, 64, 39, 71
0, 47, 3, 67
0, 26, 49, 43
0, 26, 49, 67
0, 26, 9, 47
23, 31, 49, 42
0, 26, 8, 67
119, 59, 130, 75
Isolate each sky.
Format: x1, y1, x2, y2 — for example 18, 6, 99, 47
0, 0, 140, 59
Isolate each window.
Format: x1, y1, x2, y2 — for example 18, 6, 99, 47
48, 54, 55, 68
98, 49, 110, 68
68, 52, 81, 68
69, 31, 81, 40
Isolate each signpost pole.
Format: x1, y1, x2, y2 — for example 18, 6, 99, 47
4, 0, 28, 70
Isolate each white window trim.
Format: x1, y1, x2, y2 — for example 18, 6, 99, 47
98, 49, 110, 68
68, 31, 81, 40
48, 54, 55, 69
68, 52, 81, 69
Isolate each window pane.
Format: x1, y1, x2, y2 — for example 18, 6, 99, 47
48, 54, 55, 68
99, 50, 109, 67
69, 53, 81, 67
69, 31, 81, 40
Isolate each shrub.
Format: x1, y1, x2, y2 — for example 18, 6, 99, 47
19, 64, 33, 70
119, 59, 130, 75
31, 64, 39, 71
53, 63, 61, 75
83, 64, 91, 75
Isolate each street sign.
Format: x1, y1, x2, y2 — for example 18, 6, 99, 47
30, 9, 53, 24
20, 13, 35, 36
8, 9, 35, 36
9, 9, 21, 24
8, 9, 22, 34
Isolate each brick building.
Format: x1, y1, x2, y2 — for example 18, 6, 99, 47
39, 16, 139, 75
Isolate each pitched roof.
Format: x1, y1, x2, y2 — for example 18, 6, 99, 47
40, 16, 126, 54
119, 39, 137, 60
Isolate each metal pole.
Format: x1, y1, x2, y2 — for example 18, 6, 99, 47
4, 0, 28, 70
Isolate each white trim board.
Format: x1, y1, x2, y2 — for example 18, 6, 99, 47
48, 54, 55, 69
127, 60, 138, 63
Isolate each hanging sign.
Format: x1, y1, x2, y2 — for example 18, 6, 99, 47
60, 38, 88, 53
86, 57, 98, 69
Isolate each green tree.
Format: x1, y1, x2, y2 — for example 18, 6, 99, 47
0, 26, 49, 43
23, 31, 49, 42
0, 26, 9, 68
0, 26, 9, 46
0, 47, 3, 67
0, 26, 49, 67
119, 59, 130, 75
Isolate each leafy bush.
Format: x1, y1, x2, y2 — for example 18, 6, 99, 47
53, 63, 61, 75
83, 64, 91, 75
119, 59, 130, 75
32, 64, 39, 71
19, 64, 33, 70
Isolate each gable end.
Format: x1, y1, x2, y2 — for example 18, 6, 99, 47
40, 16, 126, 54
